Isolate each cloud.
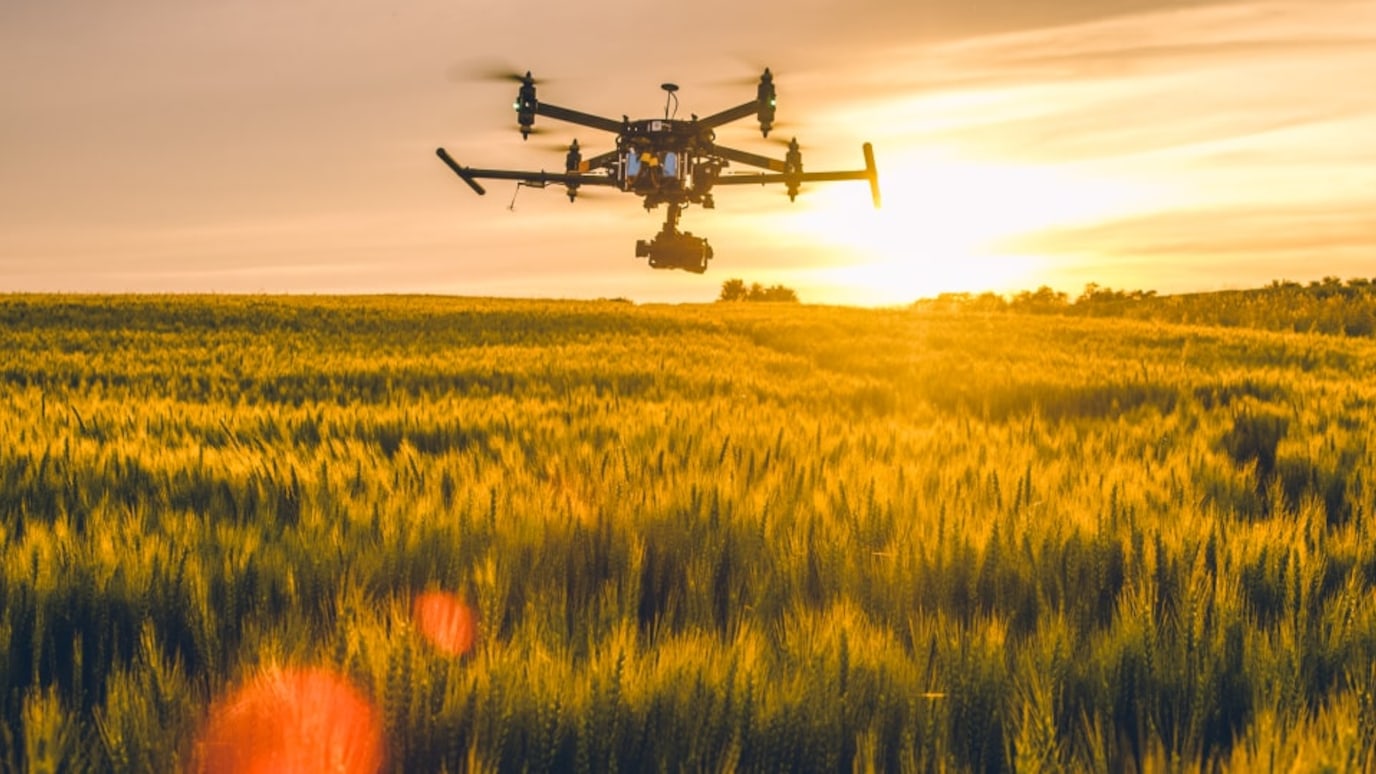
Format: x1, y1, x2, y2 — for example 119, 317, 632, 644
842, 0, 1376, 154
1007, 201, 1376, 257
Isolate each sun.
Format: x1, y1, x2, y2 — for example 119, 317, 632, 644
775, 150, 1160, 305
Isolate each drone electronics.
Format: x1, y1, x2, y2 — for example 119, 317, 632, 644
436, 68, 880, 274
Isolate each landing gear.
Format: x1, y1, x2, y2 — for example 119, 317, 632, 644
635, 203, 713, 274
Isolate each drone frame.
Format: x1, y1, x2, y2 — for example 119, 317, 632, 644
436, 68, 880, 273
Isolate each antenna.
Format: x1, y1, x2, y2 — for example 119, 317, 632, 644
661, 83, 679, 120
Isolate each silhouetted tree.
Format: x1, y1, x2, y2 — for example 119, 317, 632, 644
715, 278, 748, 300
751, 284, 799, 302
718, 279, 799, 302
718, 279, 748, 301
1010, 286, 1069, 313
970, 291, 1009, 311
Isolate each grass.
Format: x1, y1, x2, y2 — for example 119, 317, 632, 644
2, 294, 1376, 770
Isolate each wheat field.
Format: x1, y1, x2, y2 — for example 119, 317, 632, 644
3, 294, 1375, 771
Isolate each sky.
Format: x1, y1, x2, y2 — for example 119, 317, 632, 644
2, 0, 1373, 305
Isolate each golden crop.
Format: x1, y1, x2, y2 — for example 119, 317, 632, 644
2, 295, 1375, 771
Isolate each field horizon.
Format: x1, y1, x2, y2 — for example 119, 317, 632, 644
4, 293, 1376, 771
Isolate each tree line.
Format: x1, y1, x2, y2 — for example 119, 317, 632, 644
915, 276, 1376, 337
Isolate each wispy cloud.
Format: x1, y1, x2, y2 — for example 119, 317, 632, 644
1028, 201, 1376, 254
817, 0, 1376, 294
860, 1, 1376, 157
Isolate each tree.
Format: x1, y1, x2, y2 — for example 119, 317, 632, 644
1010, 286, 1068, 313
718, 278, 748, 301
752, 284, 799, 302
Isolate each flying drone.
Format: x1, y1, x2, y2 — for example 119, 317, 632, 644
435, 68, 880, 274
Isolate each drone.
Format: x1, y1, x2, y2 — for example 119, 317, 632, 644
435, 68, 880, 274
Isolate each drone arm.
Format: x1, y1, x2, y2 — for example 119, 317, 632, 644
582, 149, 621, 171
436, 148, 488, 195
534, 103, 624, 134
461, 168, 622, 187
709, 144, 785, 172
695, 101, 758, 131
699, 69, 776, 131
436, 148, 621, 193
711, 143, 881, 208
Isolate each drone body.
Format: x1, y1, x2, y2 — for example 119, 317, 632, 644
436, 69, 880, 274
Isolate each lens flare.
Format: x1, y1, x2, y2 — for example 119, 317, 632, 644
191, 666, 384, 774
413, 591, 478, 656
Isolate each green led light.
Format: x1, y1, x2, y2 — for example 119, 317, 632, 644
513, 101, 520, 110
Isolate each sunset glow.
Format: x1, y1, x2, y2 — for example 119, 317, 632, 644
780, 150, 1164, 303
2, 0, 1373, 301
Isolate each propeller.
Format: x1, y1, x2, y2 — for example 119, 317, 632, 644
765, 135, 808, 150
710, 73, 765, 88
708, 65, 774, 88
446, 58, 548, 85
530, 139, 582, 153
715, 121, 797, 147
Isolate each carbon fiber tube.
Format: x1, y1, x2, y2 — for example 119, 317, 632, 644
435, 148, 487, 196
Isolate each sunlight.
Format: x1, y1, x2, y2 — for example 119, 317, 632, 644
781, 149, 1164, 304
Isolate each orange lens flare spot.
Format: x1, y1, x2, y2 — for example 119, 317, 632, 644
191, 667, 384, 774
413, 591, 478, 656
